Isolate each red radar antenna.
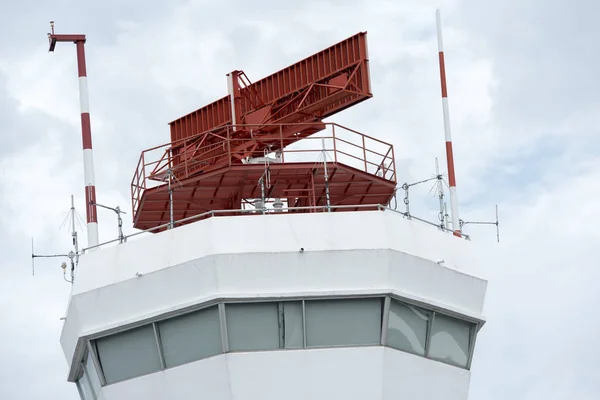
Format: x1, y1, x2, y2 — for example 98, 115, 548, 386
47, 21, 99, 247
131, 32, 399, 232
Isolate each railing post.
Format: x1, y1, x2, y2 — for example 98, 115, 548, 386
142, 152, 146, 190
131, 171, 135, 215
332, 124, 337, 163
183, 141, 188, 178
227, 125, 232, 167
391, 145, 397, 183
362, 135, 367, 173
280, 124, 284, 163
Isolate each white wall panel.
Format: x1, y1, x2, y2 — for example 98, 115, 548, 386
74, 211, 482, 295
62, 211, 487, 384
100, 347, 471, 400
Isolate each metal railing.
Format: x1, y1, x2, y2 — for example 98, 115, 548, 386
82, 204, 469, 254
131, 123, 397, 218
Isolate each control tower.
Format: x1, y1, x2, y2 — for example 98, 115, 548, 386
59, 31, 487, 400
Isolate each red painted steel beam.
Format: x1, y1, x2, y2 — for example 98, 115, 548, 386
169, 33, 370, 140
48, 34, 86, 52
133, 162, 395, 229
167, 33, 372, 177
132, 33, 393, 230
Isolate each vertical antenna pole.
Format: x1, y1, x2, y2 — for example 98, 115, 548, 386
495, 204, 500, 243
77, 40, 99, 247
116, 206, 124, 243
436, 10, 461, 237
435, 158, 445, 229
70, 195, 79, 265
48, 25, 99, 247
444, 203, 449, 230
70, 195, 76, 236
31, 238, 35, 276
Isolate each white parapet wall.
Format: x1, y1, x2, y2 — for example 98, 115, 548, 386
97, 347, 471, 400
62, 209, 487, 399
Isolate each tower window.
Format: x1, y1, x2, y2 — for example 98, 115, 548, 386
158, 305, 222, 368
387, 300, 431, 356
428, 313, 473, 368
304, 298, 383, 347
96, 324, 161, 384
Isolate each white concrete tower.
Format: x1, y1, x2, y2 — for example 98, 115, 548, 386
58, 29, 487, 400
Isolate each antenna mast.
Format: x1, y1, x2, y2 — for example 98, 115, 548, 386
436, 10, 461, 237
435, 158, 446, 229
69, 195, 80, 265
47, 21, 99, 247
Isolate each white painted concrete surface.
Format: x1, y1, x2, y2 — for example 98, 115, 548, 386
73, 210, 482, 296
100, 347, 470, 400
60, 210, 487, 399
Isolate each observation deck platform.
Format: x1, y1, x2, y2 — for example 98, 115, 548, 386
131, 123, 397, 231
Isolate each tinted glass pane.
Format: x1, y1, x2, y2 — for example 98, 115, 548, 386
226, 302, 279, 351
84, 351, 101, 395
96, 324, 161, 384
387, 300, 431, 356
283, 302, 303, 349
429, 313, 473, 368
158, 305, 222, 368
305, 298, 382, 347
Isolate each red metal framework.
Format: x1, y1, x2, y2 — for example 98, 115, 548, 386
169, 32, 371, 177
132, 123, 396, 230
131, 32, 397, 231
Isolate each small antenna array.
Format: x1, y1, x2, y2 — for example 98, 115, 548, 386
31, 195, 80, 282
400, 159, 500, 242
460, 205, 500, 243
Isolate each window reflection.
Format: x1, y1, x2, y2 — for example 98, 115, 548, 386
88, 296, 478, 388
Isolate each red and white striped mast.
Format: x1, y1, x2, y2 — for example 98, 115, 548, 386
436, 10, 461, 237
48, 21, 99, 247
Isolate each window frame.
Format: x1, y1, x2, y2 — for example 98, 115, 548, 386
81, 294, 482, 387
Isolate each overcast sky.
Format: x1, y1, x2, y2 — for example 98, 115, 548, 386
0, 0, 599, 399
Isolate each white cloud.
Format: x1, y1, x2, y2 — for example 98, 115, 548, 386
470, 157, 600, 399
